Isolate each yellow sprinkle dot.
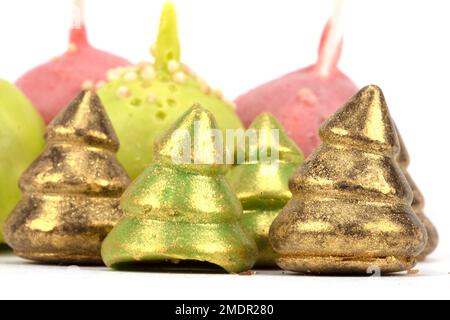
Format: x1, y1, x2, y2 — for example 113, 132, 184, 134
168, 60, 180, 73
123, 71, 138, 82
137, 61, 150, 69
141, 66, 156, 80
147, 93, 158, 103
117, 86, 131, 98
115, 67, 126, 75
107, 69, 121, 81
201, 84, 212, 94
173, 72, 187, 84
182, 64, 195, 76
68, 43, 77, 53
197, 78, 211, 93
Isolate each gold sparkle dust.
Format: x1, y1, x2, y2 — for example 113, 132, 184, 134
101, 105, 257, 273
269, 85, 428, 275
3, 91, 131, 265
227, 113, 304, 267
407, 269, 420, 275
396, 130, 439, 261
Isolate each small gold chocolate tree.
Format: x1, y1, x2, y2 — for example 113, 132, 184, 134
4, 91, 130, 264
228, 113, 303, 267
270, 85, 427, 274
396, 131, 438, 260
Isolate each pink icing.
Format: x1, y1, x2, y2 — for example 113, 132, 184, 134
16, 25, 130, 123
235, 22, 359, 156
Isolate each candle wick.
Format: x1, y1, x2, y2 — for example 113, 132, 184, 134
317, 0, 346, 78
70, 0, 88, 45
72, 0, 85, 29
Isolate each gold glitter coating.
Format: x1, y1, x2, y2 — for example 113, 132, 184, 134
227, 113, 304, 267
102, 105, 258, 273
269, 85, 427, 275
396, 131, 438, 261
3, 91, 131, 265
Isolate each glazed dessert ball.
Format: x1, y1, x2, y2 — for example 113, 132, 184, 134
235, 21, 359, 156
16, 0, 129, 123
99, 3, 242, 178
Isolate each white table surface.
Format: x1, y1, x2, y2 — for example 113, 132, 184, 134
1, 250, 449, 300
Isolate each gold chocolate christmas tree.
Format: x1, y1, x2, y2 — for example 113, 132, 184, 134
227, 113, 304, 267
4, 91, 130, 264
270, 85, 427, 274
101, 105, 257, 273
396, 130, 438, 260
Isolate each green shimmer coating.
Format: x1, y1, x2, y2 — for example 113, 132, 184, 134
99, 2, 243, 179
0, 79, 45, 243
227, 113, 304, 267
101, 105, 257, 273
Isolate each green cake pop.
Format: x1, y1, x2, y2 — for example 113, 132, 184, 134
99, 2, 243, 178
0, 79, 45, 243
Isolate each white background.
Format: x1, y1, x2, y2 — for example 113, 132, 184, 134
0, 0, 449, 300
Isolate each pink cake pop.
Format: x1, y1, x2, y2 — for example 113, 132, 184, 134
16, 0, 130, 123
235, 0, 359, 156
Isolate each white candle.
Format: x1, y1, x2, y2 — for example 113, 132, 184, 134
72, 0, 85, 29
317, 0, 347, 77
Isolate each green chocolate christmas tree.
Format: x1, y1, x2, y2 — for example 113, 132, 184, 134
227, 113, 304, 267
102, 105, 257, 273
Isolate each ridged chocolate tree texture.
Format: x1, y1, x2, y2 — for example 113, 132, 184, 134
102, 105, 257, 273
4, 91, 130, 264
228, 113, 304, 267
395, 130, 438, 261
270, 85, 427, 275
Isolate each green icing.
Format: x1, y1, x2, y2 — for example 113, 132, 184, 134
154, 1, 181, 71
227, 113, 304, 267
99, 2, 242, 179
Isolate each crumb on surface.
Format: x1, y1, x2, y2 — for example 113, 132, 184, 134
238, 271, 257, 276
407, 269, 420, 275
